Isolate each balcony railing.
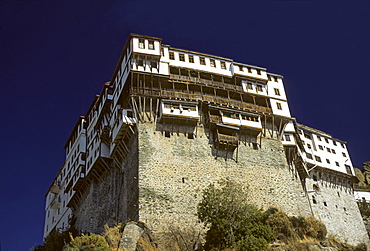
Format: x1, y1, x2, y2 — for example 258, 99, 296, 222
131, 87, 271, 114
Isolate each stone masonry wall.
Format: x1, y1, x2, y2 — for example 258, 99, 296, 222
306, 170, 369, 245
74, 134, 139, 233
138, 121, 311, 233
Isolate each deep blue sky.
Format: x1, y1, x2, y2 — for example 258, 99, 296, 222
1, 1, 370, 250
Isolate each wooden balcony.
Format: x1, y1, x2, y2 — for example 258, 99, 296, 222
131, 87, 271, 114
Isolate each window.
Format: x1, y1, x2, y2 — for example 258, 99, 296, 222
247, 82, 253, 90
148, 40, 154, 50
169, 52, 175, 60
210, 59, 216, 67
325, 138, 329, 144
333, 141, 337, 146
138, 59, 144, 67
318, 145, 323, 150
317, 135, 322, 141
256, 69, 261, 75
200, 57, 206, 65
238, 65, 243, 71
327, 148, 331, 153
342, 152, 347, 157
179, 53, 185, 62
161, 48, 164, 56
188, 55, 194, 63
221, 62, 226, 69
312, 196, 317, 204
274, 88, 281, 96
276, 102, 282, 110
138, 39, 145, 49
267, 75, 271, 81
335, 161, 340, 167
273, 76, 278, 82
326, 159, 330, 164
257, 85, 263, 92
307, 144, 312, 149
247, 67, 252, 73
304, 133, 311, 139
332, 149, 336, 154
306, 153, 313, 159
341, 143, 345, 148
285, 134, 291, 141
345, 165, 352, 175
313, 184, 320, 192
315, 156, 322, 162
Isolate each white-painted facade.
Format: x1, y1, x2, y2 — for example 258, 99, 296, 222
355, 190, 370, 202
296, 124, 354, 176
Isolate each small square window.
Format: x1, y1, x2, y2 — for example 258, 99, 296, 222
276, 102, 282, 110
274, 88, 280, 96
326, 148, 331, 153
221, 62, 226, 69
341, 143, 345, 148
304, 133, 311, 139
335, 161, 340, 167
247, 82, 253, 90
238, 65, 243, 71
188, 55, 194, 63
317, 136, 322, 141
325, 138, 329, 144
285, 135, 291, 141
273, 76, 278, 82
179, 53, 185, 62
247, 67, 252, 73
306, 153, 313, 159
148, 40, 155, 50
333, 141, 337, 146
318, 145, 323, 150
257, 85, 263, 92
332, 149, 336, 154
326, 159, 330, 164
342, 152, 347, 157
138, 59, 144, 67
267, 75, 271, 81
307, 144, 311, 149
210, 59, 216, 67
169, 52, 175, 60
315, 156, 322, 162
138, 39, 145, 49
200, 57, 206, 65
256, 69, 261, 75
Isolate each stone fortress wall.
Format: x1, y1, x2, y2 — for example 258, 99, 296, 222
72, 116, 369, 245
137, 118, 311, 232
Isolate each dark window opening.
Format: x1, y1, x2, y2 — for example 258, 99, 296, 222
313, 184, 320, 192
252, 142, 259, 150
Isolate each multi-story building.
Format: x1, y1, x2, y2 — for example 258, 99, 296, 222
43, 34, 368, 245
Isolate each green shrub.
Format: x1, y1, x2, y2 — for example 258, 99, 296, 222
197, 179, 273, 250
63, 233, 110, 251
302, 216, 327, 240
236, 235, 269, 251
266, 210, 294, 238
355, 243, 368, 251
